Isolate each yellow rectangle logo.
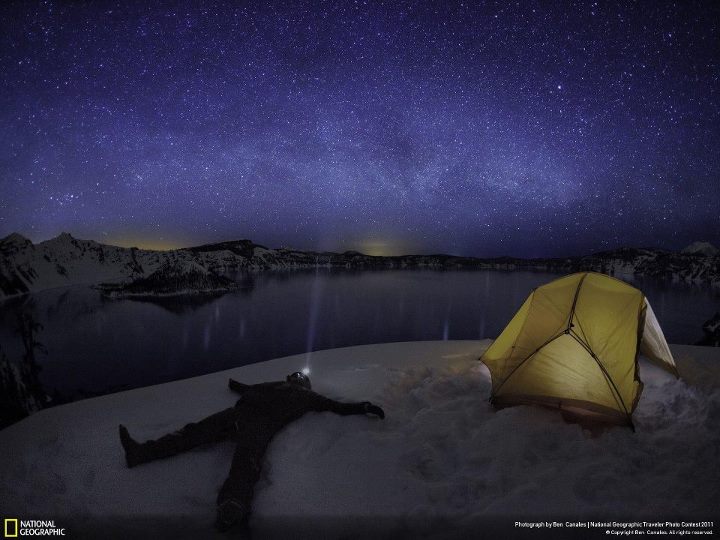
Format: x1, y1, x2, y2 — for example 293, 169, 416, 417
4, 519, 18, 538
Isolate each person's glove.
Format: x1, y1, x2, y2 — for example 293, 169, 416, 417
363, 401, 385, 419
215, 498, 248, 532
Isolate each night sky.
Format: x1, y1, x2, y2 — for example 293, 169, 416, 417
1, 1, 718, 257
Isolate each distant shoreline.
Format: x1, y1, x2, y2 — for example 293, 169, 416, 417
1, 232, 718, 299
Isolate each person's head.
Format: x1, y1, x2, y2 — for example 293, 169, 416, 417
286, 371, 312, 390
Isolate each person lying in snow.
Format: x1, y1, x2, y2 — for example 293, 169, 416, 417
118, 371, 385, 531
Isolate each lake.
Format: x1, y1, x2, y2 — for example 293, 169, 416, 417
0, 269, 717, 402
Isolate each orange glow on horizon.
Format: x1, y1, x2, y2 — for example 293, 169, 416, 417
354, 240, 411, 257
104, 237, 187, 251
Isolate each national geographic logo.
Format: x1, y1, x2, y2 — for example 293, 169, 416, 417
3, 520, 17, 538
3, 519, 66, 536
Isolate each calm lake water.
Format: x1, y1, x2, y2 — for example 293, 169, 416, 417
0, 270, 717, 401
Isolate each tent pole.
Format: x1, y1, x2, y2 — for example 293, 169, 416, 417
491, 331, 565, 398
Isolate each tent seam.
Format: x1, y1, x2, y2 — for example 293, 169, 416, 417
491, 330, 566, 399
569, 332, 633, 426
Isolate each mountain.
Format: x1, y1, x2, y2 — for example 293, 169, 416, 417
0, 233, 265, 299
1, 233, 719, 299
682, 241, 719, 257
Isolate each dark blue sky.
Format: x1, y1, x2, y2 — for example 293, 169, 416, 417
1, 1, 718, 257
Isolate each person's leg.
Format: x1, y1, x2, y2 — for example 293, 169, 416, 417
119, 406, 238, 467
215, 421, 278, 531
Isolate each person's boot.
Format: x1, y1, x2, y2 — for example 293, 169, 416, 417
215, 498, 248, 532
118, 424, 144, 468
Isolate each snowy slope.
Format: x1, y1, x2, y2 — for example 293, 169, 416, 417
0, 232, 161, 296
0, 341, 717, 539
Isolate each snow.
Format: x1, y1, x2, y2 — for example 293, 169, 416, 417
0, 340, 718, 538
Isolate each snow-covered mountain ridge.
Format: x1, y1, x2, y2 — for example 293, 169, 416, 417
682, 241, 719, 257
1, 233, 718, 299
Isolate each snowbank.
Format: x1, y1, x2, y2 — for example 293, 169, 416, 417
0, 341, 718, 539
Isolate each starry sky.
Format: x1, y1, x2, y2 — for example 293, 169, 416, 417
1, 1, 718, 257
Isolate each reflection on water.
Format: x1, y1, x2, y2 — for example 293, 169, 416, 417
0, 270, 717, 403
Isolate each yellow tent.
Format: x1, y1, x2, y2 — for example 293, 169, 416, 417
480, 272, 678, 429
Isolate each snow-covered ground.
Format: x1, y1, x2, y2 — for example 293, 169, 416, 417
0, 340, 718, 539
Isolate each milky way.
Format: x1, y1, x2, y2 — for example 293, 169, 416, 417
1, 1, 718, 256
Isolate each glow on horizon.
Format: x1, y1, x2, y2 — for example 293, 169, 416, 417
355, 240, 409, 257
104, 237, 187, 252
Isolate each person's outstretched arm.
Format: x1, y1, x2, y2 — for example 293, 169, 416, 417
313, 395, 385, 418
